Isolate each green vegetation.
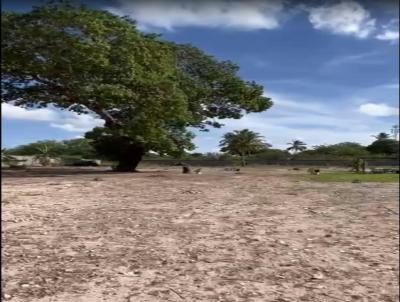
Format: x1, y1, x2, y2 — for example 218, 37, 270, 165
6, 139, 96, 159
294, 140, 398, 160
1, 149, 18, 165
351, 158, 366, 173
296, 142, 370, 159
250, 149, 290, 160
302, 171, 399, 183
1, 0, 398, 172
33, 144, 53, 166
5, 136, 397, 165
2, 2, 272, 171
366, 139, 399, 156
219, 129, 270, 166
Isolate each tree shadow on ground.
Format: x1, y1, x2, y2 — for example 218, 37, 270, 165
1, 167, 169, 178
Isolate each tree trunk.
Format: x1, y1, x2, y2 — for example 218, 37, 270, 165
115, 147, 144, 172
88, 128, 147, 172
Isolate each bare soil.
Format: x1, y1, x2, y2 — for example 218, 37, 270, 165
2, 167, 399, 302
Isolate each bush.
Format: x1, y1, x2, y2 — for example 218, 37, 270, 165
367, 139, 399, 156
251, 149, 290, 160
295, 142, 370, 160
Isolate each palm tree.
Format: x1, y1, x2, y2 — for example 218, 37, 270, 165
286, 140, 307, 154
371, 132, 390, 140
219, 129, 270, 166
34, 144, 53, 166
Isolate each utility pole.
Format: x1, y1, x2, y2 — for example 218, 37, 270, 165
391, 125, 399, 140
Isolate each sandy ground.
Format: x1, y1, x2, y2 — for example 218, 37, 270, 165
1, 167, 399, 302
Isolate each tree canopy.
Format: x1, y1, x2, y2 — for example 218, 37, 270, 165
219, 129, 270, 166
1, 2, 272, 171
371, 132, 391, 140
310, 142, 368, 157
367, 139, 399, 156
286, 140, 307, 153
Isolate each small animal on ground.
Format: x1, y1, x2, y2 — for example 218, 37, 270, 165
194, 168, 202, 174
307, 168, 320, 175
182, 166, 191, 174
224, 167, 240, 172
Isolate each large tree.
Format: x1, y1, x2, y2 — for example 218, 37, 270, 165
1, 2, 272, 171
219, 129, 270, 166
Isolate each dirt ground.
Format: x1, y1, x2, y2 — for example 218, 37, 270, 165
2, 166, 399, 302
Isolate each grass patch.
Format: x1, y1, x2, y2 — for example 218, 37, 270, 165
302, 171, 399, 183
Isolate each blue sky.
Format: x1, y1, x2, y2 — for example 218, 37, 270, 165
2, 0, 399, 152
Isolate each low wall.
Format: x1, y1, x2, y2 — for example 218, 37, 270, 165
141, 159, 399, 167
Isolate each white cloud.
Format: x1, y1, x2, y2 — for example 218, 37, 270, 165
2, 103, 59, 121
307, 1, 376, 38
106, 0, 398, 44
267, 92, 330, 115
358, 103, 399, 117
322, 51, 383, 68
380, 83, 399, 89
1, 103, 104, 132
192, 92, 398, 152
108, 0, 286, 31
196, 115, 379, 151
106, 0, 399, 45
376, 31, 399, 41
376, 18, 399, 42
50, 113, 104, 132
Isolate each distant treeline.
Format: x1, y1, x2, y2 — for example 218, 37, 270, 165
4, 139, 399, 162
140, 158, 399, 167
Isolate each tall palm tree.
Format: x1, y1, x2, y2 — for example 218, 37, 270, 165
219, 129, 270, 166
286, 140, 307, 154
34, 144, 53, 166
371, 132, 390, 140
